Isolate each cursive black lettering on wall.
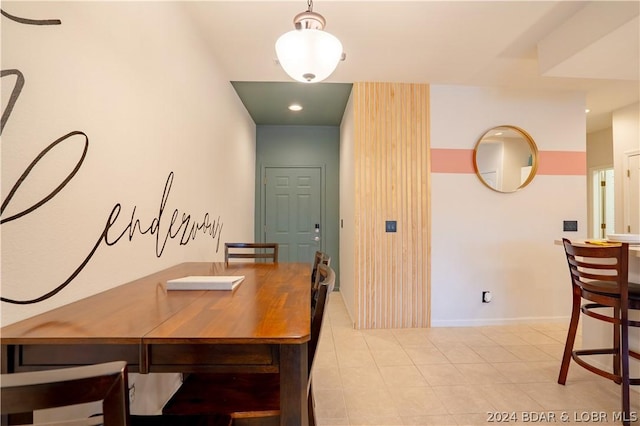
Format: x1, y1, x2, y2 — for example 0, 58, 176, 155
1, 9, 224, 305
1, 70, 25, 134
1, 9, 61, 26
103, 172, 224, 257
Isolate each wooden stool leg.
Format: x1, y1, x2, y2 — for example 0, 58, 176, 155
559, 286, 581, 385
613, 307, 621, 383
621, 310, 631, 426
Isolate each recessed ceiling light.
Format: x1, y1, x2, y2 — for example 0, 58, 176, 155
585, 109, 591, 113
288, 104, 303, 111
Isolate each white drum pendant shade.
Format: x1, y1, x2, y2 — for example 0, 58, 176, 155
276, 29, 343, 83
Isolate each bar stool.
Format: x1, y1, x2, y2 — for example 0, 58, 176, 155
559, 238, 640, 425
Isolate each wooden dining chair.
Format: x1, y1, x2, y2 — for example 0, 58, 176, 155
1, 360, 232, 426
310, 250, 331, 285
224, 243, 279, 264
1, 361, 129, 426
559, 238, 640, 426
161, 266, 337, 426
306, 263, 334, 422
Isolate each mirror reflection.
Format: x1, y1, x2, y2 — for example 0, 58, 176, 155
473, 125, 538, 193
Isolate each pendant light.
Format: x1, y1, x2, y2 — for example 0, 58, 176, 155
275, 0, 344, 83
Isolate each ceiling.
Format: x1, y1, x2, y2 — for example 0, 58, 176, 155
182, 1, 639, 132
231, 82, 353, 126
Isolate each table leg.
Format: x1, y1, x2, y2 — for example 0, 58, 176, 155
279, 343, 309, 426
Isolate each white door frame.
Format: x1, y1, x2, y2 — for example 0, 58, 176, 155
588, 165, 614, 239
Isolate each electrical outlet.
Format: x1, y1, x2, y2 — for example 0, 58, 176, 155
563, 220, 578, 232
385, 220, 397, 233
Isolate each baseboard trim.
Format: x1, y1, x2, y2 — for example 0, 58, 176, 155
431, 316, 570, 327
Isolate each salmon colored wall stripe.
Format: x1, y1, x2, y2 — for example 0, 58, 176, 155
537, 151, 586, 175
430, 148, 586, 175
430, 149, 474, 173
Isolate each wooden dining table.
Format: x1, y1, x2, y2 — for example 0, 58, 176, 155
0, 262, 311, 426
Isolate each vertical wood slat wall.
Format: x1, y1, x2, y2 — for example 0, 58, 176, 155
353, 82, 431, 329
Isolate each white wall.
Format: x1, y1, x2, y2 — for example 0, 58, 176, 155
1, 0, 256, 414
1, 1, 255, 325
612, 102, 640, 234
430, 85, 586, 326
587, 127, 614, 169
339, 91, 356, 323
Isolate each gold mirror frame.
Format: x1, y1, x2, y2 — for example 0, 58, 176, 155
473, 125, 539, 193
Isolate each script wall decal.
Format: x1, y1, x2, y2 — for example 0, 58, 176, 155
1, 9, 62, 25
1, 9, 224, 305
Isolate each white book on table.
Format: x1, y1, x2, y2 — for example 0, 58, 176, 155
166, 275, 245, 291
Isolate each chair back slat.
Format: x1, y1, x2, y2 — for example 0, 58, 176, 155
224, 243, 278, 264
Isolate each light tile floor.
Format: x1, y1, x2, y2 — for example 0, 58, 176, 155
312, 293, 639, 426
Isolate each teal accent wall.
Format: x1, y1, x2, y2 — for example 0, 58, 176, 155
255, 125, 340, 288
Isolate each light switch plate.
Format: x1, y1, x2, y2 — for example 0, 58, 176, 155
385, 221, 397, 233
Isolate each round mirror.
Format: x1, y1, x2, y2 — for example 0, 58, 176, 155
473, 125, 538, 193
